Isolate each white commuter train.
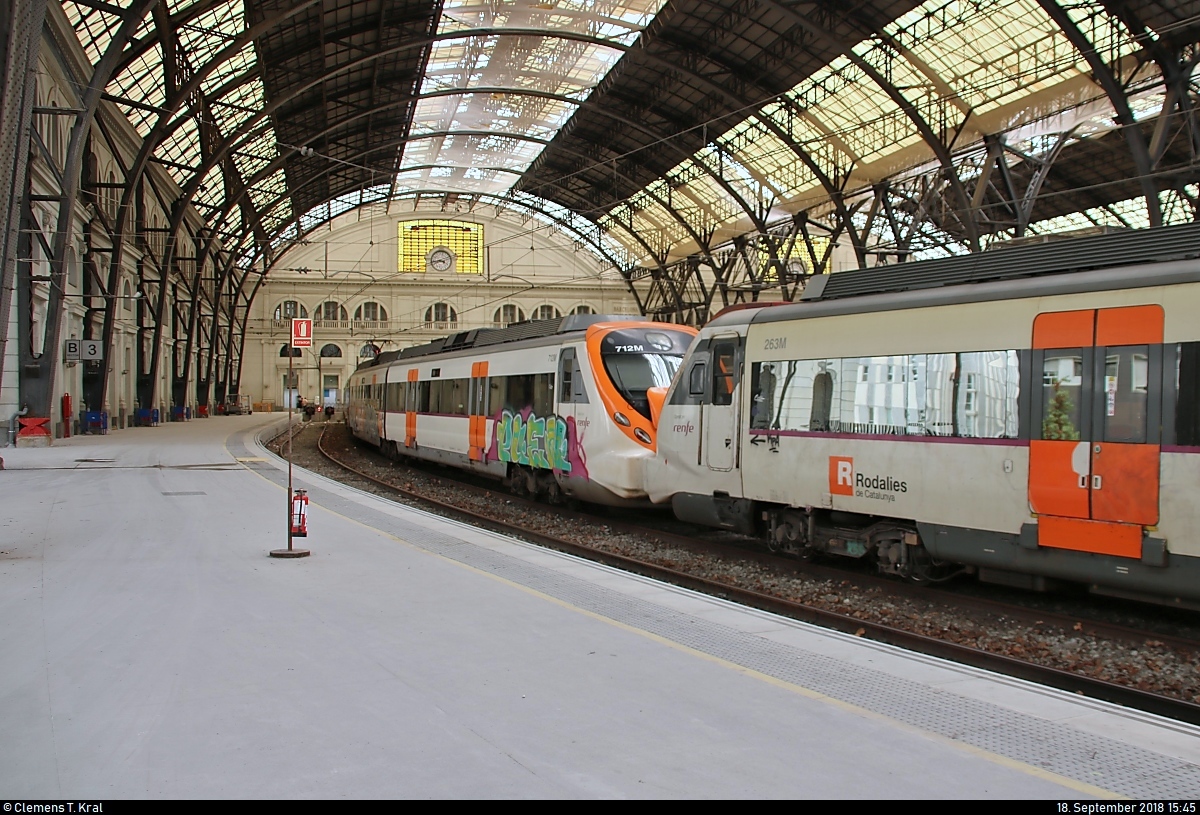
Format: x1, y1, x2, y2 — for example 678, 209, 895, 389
645, 224, 1200, 606
346, 314, 696, 506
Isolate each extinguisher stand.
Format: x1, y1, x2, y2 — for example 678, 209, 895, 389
271, 349, 310, 558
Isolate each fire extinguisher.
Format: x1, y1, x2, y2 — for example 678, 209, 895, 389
62, 393, 72, 438
290, 489, 309, 537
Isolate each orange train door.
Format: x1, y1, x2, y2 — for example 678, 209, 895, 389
405, 369, 418, 448
1028, 305, 1163, 558
468, 361, 489, 461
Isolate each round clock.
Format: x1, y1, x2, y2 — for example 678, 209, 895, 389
427, 247, 455, 272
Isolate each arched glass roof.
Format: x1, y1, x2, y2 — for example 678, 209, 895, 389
61, 0, 1200, 274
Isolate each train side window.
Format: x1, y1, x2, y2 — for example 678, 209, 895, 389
688, 362, 707, 396
749, 362, 777, 429
711, 340, 737, 406
558, 349, 587, 403
1102, 346, 1149, 444
534, 373, 555, 416
1176, 342, 1200, 446
491, 377, 506, 415
1041, 349, 1085, 440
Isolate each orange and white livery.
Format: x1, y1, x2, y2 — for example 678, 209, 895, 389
647, 226, 1200, 606
347, 314, 695, 506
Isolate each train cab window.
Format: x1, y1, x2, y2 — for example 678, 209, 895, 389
1041, 349, 1084, 441
688, 362, 707, 396
1175, 343, 1200, 446
711, 340, 738, 406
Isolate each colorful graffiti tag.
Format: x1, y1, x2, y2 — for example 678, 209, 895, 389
492, 408, 575, 473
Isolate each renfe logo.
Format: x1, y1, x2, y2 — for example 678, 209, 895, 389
830, 456, 854, 495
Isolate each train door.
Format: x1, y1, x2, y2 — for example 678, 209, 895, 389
702, 335, 742, 472
1029, 305, 1163, 557
468, 361, 489, 461
405, 369, 418, 448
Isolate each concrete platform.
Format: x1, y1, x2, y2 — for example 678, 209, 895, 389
3, 414, 1200, 798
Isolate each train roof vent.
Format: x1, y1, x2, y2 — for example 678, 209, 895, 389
440, 330, 479, 351
800, 221, 1200, 302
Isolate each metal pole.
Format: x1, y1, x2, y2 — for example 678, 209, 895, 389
287, 349, 293, 552
271, 329, 308, 558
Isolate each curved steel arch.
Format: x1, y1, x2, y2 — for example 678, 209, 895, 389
105, 24, 641, 283
195, 87, 760, 266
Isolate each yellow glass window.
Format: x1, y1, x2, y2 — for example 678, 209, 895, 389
398, 220, 484, 275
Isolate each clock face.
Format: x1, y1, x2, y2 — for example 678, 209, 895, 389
428, 248, 455, 272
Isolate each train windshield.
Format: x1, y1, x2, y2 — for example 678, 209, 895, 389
600, 329, 692, 419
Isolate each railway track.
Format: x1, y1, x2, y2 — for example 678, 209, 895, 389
299, 421, 1200, 725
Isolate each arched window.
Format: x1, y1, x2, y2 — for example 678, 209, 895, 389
106, 170, 118, 219
122, 280, 133, 312
570, 304, 594, 316
48, 100, 63, 167
493, 304, 525, 328
274, 300, 308, 319
359, 343, 380, 358
319, 343, 342, 358
278, 344, 302, 357
354, 302, 387, 322
318, 301, 347, 322
534, 305, 561, 321
424, 302, 458, 328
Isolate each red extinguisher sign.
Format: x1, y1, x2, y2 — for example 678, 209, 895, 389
291, 489, 309, 537
291, 318, 313, 348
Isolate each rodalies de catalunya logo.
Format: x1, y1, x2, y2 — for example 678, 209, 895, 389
829, 456, 907, 501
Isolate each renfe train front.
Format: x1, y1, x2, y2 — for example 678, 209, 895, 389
346, 314, 696, 506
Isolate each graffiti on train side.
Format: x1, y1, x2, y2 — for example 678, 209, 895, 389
490, 408, 588, 477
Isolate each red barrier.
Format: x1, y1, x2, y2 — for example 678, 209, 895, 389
18, 417, 51, 437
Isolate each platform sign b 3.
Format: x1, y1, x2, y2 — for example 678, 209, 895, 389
64, 339, 102, 360
291, 318, 313, 348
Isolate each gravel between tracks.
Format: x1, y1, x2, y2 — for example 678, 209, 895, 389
272, 419, 1200, 705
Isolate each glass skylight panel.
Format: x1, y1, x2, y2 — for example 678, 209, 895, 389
108, 46, 167, 135
156, 117, 200, 182
199, 42, 257, 99
64, 2, 124, 65
209, 78, 264, 137
230, 129, 277, 187
399, 0, 666, 194
194, 165, 227, 211
182, 0, 246, 67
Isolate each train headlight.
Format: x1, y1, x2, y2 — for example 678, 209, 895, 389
633, 428, 652, 445
613, 411, 631, 426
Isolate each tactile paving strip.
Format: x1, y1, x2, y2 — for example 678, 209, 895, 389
235, 429, 1200, 798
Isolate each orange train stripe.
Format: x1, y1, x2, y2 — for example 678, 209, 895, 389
1032, 309, 1093, 349
1095, 304, 1163, 347
1037, 516, 1142, 559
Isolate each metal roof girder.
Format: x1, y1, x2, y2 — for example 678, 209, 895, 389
28, 0, 159, 420
746, 0, 980, 252
1034, 0, 1163, 226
